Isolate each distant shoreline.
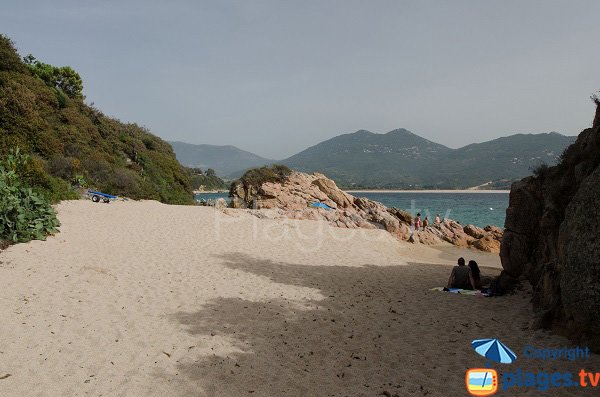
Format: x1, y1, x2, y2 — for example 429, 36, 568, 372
345, 189, 510, 194
194, 190, 228, 194
195, 189, 511, 194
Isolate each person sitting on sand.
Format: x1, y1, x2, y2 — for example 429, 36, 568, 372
423, 216, 429, 230
468, 260, 482, 290
447, 257, 476, 290
435, 214, 441, 225
415, 213, 422, 231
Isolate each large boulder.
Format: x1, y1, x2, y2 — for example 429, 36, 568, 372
406, 220, 503, 253
438, 220, 474, 247
483, 225, 503, 240
470, 235, 501, 253
500, 113, 600, 351
464, 224, 486, 239
311, 176, 354, 208
387, 207, 413, 224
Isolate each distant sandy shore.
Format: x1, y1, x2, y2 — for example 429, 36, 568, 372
0, 200, 595, 396
346, 189, 510, 194
193, 190, 228, 194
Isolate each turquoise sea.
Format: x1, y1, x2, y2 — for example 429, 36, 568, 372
195, 191, 509, 228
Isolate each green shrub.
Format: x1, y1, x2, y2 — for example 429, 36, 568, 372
0, 35, 26, 72
229, 164, 292, 195
0, 148, 60, 243
20, 155, 79, 203
108, 168, 139, 194
47, 155, 75, 179
531, 163, 550, 179
24, 54, 83, 99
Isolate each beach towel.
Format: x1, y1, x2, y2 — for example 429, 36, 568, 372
310, 202, 332, 210
431, 287, 485, 296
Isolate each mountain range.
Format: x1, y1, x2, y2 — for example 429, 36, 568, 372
171, 129, 576, 190
168, 141, 274, 177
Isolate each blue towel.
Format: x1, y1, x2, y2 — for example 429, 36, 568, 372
310, 202, 332, 210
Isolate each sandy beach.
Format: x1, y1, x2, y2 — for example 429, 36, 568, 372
0, 200, 597, 396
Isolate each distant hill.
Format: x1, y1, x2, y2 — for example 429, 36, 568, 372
283, 129, 451, 188
169, 141, 274, 177
187, 168, 228, 191
280, 129, 576, 189
0, 35, 193, 203
437, 132, 575, 188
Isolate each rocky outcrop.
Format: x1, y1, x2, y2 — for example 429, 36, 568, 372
408, 220, 502, 252
230, 172, 411, 239
500, 109, 600, 351
464, 224, 486, 239
230, 171, 502, 252
471, 235, 501, 253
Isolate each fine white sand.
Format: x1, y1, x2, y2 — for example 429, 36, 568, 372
0, 200, 597, 396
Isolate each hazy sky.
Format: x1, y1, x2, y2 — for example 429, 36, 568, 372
2, 1, 599, 158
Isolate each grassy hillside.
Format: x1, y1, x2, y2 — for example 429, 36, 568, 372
284, 129, 451, 188
436, 132, 575, 188
281, 129, 575, 189
0, 35, 193, 204
187, 168, 228, 191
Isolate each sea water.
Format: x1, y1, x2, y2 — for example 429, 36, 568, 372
352, 192, 508, 228
195, 191, 509, 228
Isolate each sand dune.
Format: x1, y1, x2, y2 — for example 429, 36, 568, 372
0, 200, 597, 396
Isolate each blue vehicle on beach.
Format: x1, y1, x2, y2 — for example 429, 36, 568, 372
88, 190, 118, 203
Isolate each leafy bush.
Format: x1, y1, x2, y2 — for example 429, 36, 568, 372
108, 168, 139, 194
0, 36, 26, 72
229, 164, 292, 195
531, 163, 549, 179
23, 54, 83, 98
0, 148, 60, 243
47, 155, 76, 179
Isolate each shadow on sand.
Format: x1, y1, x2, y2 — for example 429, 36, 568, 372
169, 253, 524, 397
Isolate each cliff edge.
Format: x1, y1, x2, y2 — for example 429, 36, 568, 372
500, 102, 600, 351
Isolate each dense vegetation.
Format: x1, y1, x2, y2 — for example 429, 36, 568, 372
187, 167, 228, 191
0, 148, 60, 244
229, 164, 291, 195
0, 35, 193, 204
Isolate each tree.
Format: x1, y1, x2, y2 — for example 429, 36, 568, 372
54, 66, 83, 98
23, 55, 83, 98
206, 168, 216, 177
0, 35, 26, 72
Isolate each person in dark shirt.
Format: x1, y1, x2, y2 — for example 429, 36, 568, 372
447, 257, 476, 289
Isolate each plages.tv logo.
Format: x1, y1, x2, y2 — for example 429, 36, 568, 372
465, 368, 498, 396
466, 338, 517, 396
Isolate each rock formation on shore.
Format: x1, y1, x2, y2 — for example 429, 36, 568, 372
500, 103, 600, 351
229, 170, 503, 252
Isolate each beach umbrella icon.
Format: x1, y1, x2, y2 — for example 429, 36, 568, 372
471, 338, 517, 364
